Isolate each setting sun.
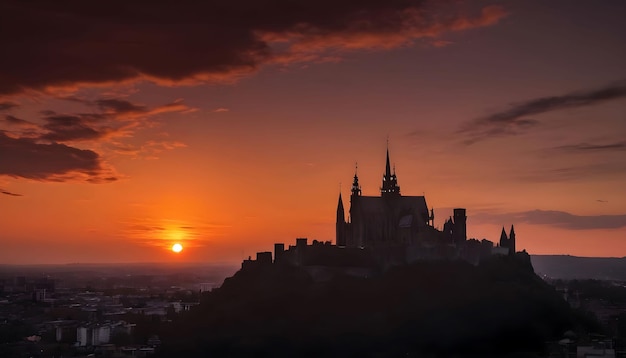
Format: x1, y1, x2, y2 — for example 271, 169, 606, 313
172, 243, 183, 253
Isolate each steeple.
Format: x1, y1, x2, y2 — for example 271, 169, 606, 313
336, 192, 345, 220
381, 145, 400, 197
499, 227, 508, 247
509, 225, 516, 255
336, 192, 346, 246
351, 165, 361, 197
385, 147, 392, 178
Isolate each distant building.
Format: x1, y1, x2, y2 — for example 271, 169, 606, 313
242, 146, 519, 273
77, 324, 111, 346
337, 148, 440, 249
498, 225, 516, 255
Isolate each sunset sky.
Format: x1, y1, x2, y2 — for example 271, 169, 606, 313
1, 0, 625, 264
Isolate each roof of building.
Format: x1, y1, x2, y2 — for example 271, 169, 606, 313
355, 195, 428, 218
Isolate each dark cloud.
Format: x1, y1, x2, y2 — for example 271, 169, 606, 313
0, 98, 192, 143
0, 97, 193, 182
474, 209, 626, 230
96, 99, 147, 114
461, 81, 626, 144
1, 189, 22, 196
0, 131, 115, 182
2, 115, 36, 128
0, 101, 19, 111
554, 141, 626, 152
0, 1, 506, 96
515, 162, 626, 183
40, 115, 109, 142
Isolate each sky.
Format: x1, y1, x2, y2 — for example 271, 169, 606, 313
1, 0, 625, 264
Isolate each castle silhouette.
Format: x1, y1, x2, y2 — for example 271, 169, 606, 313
242, 147, 516, 273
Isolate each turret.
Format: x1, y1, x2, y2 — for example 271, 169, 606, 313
336, 193, 346, 246
452, 208, 467, 244
509, 225, 516, 255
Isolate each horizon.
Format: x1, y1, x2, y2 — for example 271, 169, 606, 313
1, 0, 625, 264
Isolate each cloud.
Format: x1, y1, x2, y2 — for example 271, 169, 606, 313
1, 97, 192, 144
213, 108, 230, 113
0, 97, 194, 182
1, 189, 22, 196
0, 131, 116, 182
2, 115, 38, 129
123, 218, 228, 248
0, 1, 507, 96
95, 98, 148, 114
461, 81, 626, 144
40, 115, 111, 142
473, 209, 626, 230
0, 101, 19, 111
554, 141, 626, 152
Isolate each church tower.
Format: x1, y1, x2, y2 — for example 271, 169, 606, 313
381, 147, 400, 197
499, 227, 508, 248
348, 169, 362, 247
509, 225, 516, 255
336, 193, 346, 246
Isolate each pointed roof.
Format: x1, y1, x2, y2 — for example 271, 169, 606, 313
385, 147, 391, 177
500, 227, 508, 241
510, 224, 515, 237
337, 192, 344, 211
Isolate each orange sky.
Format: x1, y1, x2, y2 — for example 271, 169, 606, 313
1, 0, 625, 263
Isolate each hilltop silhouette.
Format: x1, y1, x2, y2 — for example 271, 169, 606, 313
154, 252, 598, 357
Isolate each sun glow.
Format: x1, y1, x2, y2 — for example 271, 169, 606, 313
172, 243, 183, 253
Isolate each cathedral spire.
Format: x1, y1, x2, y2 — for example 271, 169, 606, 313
351, 166, 361, 197
336, 192, 346, 246
385, 146, 391, 178
337, 192, 345, 219
381, 145, 400, 197
499, 227, 508, 247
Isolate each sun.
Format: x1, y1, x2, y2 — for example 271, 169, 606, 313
171, 243, 183, 253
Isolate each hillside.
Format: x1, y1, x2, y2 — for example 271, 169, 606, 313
155, 253, 597, 357
531, 255, 626, 280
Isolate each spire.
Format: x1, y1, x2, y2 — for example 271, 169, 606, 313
509, 224, 516, 255
381, 144, 400, 197
385, 147, 391, 177
351, 169, 361, 197
336, 192, 346, 246
499, 227, 508, 247
337, 192, 344, 216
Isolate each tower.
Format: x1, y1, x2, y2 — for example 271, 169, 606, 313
380, 147, 400, 197
452, 208, 467, 244
336, 193, 346, 246
349, 168, 362, 248
499, 227, 508, 248
509, 225, 516, 255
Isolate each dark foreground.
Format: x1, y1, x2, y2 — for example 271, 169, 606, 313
153, 253, 598, 357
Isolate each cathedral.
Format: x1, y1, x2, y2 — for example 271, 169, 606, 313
336, 147, 452, 249
243, 146, 518, 274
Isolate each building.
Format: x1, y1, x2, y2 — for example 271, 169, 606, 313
241, 146, 519, 273
337, 148, 441, 249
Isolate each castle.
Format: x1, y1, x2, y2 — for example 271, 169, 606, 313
242, 147, 517, 273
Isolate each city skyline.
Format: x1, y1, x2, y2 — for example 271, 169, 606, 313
1, 0, 625, 263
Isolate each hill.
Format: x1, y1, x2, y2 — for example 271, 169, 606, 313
150, 252, 600, 357
531, 255, 626, 280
